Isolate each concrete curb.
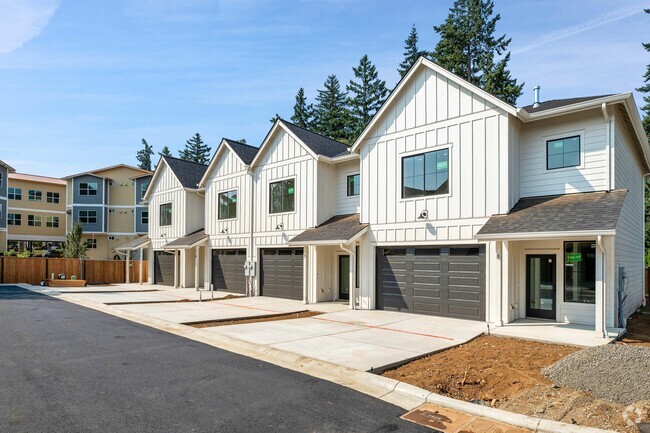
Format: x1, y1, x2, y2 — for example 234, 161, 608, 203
22, 285, 614, 433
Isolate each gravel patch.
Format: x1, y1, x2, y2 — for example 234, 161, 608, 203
542, 344, 650, 405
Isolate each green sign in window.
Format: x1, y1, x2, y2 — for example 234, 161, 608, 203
287, 187, 294, 195
566, 253, 582, 263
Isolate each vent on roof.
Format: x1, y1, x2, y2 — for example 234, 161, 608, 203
533, 85, 540, 109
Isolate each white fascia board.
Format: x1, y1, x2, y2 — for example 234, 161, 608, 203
249, 121, 318, 171
142, 157, 168, 202
475, 229, 616, 241
198, 140, 228, 188
317, 153, 358, 164
287, 226, 368, 246
516, 94, 630, 122
162, 237, 207, 250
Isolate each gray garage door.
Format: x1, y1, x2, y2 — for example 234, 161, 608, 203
260, 248, 304, 300
154, 251, 175, 286
376, 245, 486, 321
212, 249, 247, 294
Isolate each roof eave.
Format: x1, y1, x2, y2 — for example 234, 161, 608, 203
516, 93, 631, 122
287, 225, 368, 246
475, 229, 616, 241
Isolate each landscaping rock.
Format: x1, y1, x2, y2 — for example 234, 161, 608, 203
542, 344, 650, 405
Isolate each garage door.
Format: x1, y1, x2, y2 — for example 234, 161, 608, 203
212, 249, 247, 294
260, 248, 304, 300
376, 245, 486, 321
154, 251, 175, 286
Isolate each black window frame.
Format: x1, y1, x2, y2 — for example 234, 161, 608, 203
401, 148, 449, 199
141, 211, 149, 225
86, 239, 97, 249
28, 190, 42, 202
28, 214, 41, 227
564, 241, 596, 304
46, 191, 60, 204
8, 187, 21, 200
78, 210, 97, 224
269, 178, 295, 214
159, 203, 172, 226
218, 189, 238, 220
546, 135, 581, 170
347, 174, 360, 196
79, 182, 98, 196
46, 216, 60, 228
141, 182, 149, 198
8, 213, 21, 226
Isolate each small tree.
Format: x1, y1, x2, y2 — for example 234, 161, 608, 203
136, 138, 154, 171
179, 133, 211, 164
398, 25, 425, 78
270, 113, 281, 124
63, 222, 88, 259
290, 88, 314, 128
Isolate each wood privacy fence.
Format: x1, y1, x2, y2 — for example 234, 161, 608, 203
0, 257, 148, 285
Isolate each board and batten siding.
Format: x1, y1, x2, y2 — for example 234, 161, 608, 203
518, 109, 609, 198
359, 65, 511, 244
613, 111, 645, 320
148, 163, 187, 250
252, 127, 317, 248
335, 159, 360, 215
205, 147, 252, 249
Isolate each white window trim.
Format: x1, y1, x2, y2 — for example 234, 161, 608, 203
399, 143, 453, 203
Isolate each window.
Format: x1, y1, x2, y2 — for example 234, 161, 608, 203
141, 182, 149, 197
564, 241, 596, 304
547, 136, 580, 170
8, 187, 21, 200
46, 192, 60, 204
218, 190, 237, 220
347, 174, 360, 196
46, 216, 60, 228
269, 179, 295, 214
79, 182, 98, 196
78, 210, 97, 224
0, 172, 2, 187
141, 211, 149, 225
86, 239, 97, 249
8, 213, 21, 226
159, 203, 172, 226
355, 245, 360, 289
402, 148, 449, 198
28, 190, 42, 202
0, 203, 2, 220
28, 215, 41, 227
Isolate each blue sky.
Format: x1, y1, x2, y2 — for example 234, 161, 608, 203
0, 0, 648, 177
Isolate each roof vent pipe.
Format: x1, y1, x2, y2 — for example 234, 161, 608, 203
533, 85, 540, 109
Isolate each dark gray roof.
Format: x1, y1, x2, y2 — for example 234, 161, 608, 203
521, 95, 613, 114
116, 236, 150, 251
476, 190, 627, 237
162, 156, 208, 188
223, 139, 258, 165
163, 229, 207, 249
280, 120, 351, 158
289, 214, 368, 244
0, 160, 16, 173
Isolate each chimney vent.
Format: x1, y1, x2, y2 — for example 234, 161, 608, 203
533, 85, 540, 109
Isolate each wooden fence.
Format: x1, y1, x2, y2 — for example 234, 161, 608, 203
0, 257, 148, 285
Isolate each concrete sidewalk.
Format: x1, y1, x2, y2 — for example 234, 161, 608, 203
53, 287, 238, 304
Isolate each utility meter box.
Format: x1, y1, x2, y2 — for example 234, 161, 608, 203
244, 261, 256, 277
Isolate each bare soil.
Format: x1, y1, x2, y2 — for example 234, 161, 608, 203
189, 311, 322, 328
619, 309, 650, 347
382, 335, 642, 432
177, 294, 244, 303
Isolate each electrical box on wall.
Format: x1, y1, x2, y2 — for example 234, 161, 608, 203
244, 261, 256, 277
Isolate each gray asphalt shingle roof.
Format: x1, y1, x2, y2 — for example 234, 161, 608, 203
476, 190, 627, 237
116, 236, 150, 251
521, 95, 613, 114
280, 120, 351, 158
162, 156, 208, 189
289, 214, 368, 244
223, 139, 258, 165
163, 229, 207, 249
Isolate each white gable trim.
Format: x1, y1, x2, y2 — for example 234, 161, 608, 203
198, 139, 249, 188
143, 158, 176, 202
248, 120, 319, 170
350, 56, 517, 153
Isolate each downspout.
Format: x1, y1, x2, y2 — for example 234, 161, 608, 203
597, 235, 606, 338
248, 168, 255, 298
340, 242, 356, 310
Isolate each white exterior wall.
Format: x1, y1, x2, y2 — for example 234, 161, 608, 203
148, 163, 187, 250
518, 109, 609, 197
613, 111, 646, 320
335, 159, 360, 215
317, 161, 336, 225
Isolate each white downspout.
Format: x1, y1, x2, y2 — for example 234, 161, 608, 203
596, 235, 606, 338
248, 169, 255, 297
340, 242, 356, 310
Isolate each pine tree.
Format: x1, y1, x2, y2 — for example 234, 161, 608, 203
347, 55, 389, 139
63, 222, 88, 259
432, 0, 523, 104
313, 75, 351, 142
270, 114, 281, 124
135, 138, 154, 171
290, 88, 314, 128
398, 25, 424, 78
179, 133, 211, 164
638, 9, 650, 255
159, 146, 172, 158
238, 139, 247, 144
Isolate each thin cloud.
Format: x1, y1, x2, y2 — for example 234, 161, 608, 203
0, 0, 59, 55
512, 5, 645, 55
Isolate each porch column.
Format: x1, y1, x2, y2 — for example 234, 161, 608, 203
595, 236, 605, 337
302, 246, 309, 304
173, 249, 179, 288
194, 245, 200, 290
138, 248, 143, 285
204, 245, 212, 292
125, 252, 131, 284
501, 241, 510, 324
349, 248, 356, 310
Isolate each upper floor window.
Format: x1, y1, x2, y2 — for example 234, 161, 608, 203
46, 192, 60, 204
8, 213, 21, 226
86, 239, 97, 249
78, 210, 97, 224
79, 182, 98, 196
46, 216, 60, 228
141, 182, 149, 197
28, 215, 42, 227
159, 203, 172, 226
0, 172, 2, 187
28, 190, 42, 202
547, 136, 580, 170
218, 190, 237, 220
402, 148, 449, 198
269, 179, 295, 214
141, 211, 149, 225
347, 174, 360, 196
8, 187, 21, 200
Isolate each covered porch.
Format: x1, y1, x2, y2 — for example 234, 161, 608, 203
288, 214, 368, 308
162, 229, 208, 289
477, 190, 628, 339
115, 236, 150, 285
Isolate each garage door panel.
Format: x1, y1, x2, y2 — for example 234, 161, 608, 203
377, 245, 485, 321
154, 251, 174, 286
212, 249, 246, 294
260, 248, 304, 300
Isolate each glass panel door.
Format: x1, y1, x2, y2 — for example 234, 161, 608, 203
526, 255, 556, 320
339, 255, 350, 300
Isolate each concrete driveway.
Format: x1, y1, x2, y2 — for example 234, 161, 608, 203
53, 287, 238, 304
205, 309, 487, 371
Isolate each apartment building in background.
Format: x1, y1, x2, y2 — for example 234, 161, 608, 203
0, 160, 16, 252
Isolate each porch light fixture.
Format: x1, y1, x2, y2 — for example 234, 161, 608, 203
418, 210, 428, 220
220, 228, 228, 234
275, 223, 284, 230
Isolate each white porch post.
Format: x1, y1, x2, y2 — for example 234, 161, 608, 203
349, 249, 356, 310
302, 246, 309, 304
194, 245, 200, 290
125, 252, 131, 284
204, 245, 212, 292
595, 236, 605, 337
501, 240, 510, 324
138, 248, 143, 285
173, 249, 179, 288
